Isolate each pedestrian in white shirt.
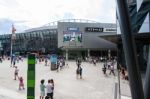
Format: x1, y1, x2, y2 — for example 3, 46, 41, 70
46, 79, 53, 99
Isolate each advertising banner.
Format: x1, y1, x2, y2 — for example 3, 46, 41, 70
63, 31, 82, 42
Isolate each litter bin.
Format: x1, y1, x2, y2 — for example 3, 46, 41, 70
50, 54, 57, 71
51, 62, 57, 70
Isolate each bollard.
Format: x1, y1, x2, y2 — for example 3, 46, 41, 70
27, 54, 35, 99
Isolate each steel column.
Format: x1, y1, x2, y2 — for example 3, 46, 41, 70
116, 0, 144, 99
144, 44, 150, 99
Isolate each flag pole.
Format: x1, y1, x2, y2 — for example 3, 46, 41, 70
10, 24, 16, 67
10, 36, 13, 67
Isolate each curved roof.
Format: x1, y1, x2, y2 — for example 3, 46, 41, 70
25, 19, 116, 33
25, 25, 57, 32
43, 19, 100, 26
25, 19, 101, 32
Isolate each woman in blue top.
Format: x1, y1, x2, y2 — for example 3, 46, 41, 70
40, 79, 46, 99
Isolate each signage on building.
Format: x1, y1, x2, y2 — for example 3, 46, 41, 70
103, 28, 116, 32
85, 27, 116, 33
85, 27, 103, 32
67, 27, 79, 31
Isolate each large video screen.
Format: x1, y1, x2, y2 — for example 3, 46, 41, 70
63, 31, 82, 42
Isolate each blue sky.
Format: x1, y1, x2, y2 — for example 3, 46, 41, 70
0, 0, 116, 34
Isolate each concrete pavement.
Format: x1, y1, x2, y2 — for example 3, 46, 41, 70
0, 59, 131, 99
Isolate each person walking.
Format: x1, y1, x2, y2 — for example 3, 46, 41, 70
79, 66, 83, 79
45, 58, 48, 66
40, 79, 46, 99
50, 79, 54, 98
102, 63, 107, 75
14, 66, 19, 80
76, 66, 83, 79
56, 60, 60, 72
121, 67, 126, 79
109, 62, 115, 76
46, 79, 53, 99
76, 58, 81, 66
19, 76, 25, 90
59, 61, 63, 70
13, 56, 17, 67
93, 59, 96, 66
0, 57, 2, 63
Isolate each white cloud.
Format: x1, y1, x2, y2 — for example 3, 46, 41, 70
0, 0, 116, 33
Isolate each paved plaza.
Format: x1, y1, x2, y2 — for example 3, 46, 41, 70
0, 59, 131, 99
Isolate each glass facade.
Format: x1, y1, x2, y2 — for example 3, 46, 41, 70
0, 29, 57, 55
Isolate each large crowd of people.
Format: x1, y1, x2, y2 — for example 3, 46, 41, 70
0, 54, 128, 99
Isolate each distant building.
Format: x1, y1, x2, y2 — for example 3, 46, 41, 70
0, 19, 117, 59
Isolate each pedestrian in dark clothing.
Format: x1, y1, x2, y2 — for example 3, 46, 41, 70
0, 57, 2, 63
76, 66, 82, 79
109, 65, 115, 76
102, 63, 107, 75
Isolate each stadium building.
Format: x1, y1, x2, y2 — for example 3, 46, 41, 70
0, 19, 117, 59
